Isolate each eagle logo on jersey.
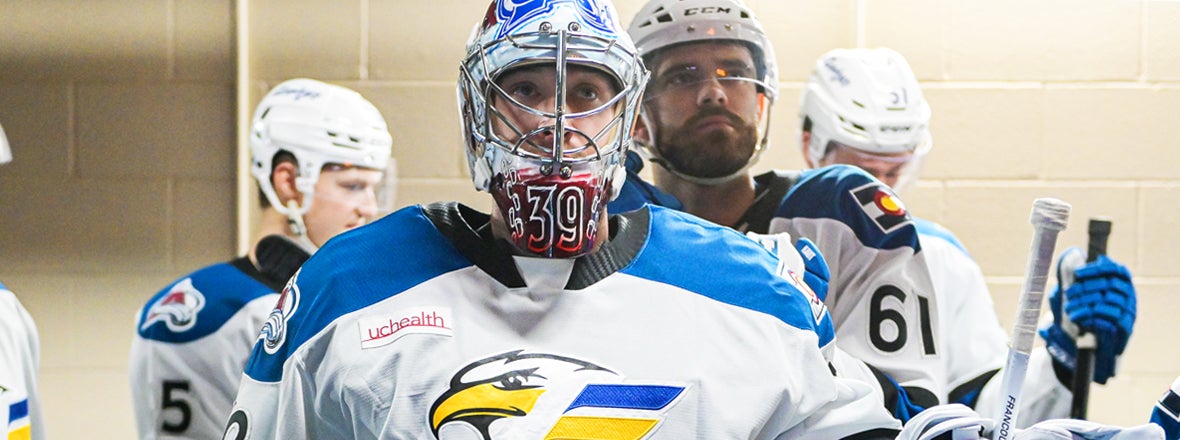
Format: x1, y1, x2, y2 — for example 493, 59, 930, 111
429, 350, 686, 440
140, 278, 206, 333
850, 182, 911, 234
259, 270, 300, 355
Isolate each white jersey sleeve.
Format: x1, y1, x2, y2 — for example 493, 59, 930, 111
916, 219, 1070, 426
130, 261, 281, 439
0, 282, 45, 440
225, 203, 902, 439
769, 165, 946, 413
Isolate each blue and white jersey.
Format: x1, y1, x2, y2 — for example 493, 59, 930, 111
226, 202, 899, 439
767, 165, 945, 418
0, 282, 44, 440
912, 217, 1007, 408
130, 237, 308, 440
918, 218, 1071, 426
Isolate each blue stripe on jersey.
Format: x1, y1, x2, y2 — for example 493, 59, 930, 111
566, 384, 684, 411
0, 281, 7, 291
776, 165, 920, 252
244, 206, 474, 383
913, 217, 970, 256
136, 263, 274, 343
623, 206, 826, 343
7, 399, 27, 422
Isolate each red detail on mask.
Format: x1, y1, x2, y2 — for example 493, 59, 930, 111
491, 167, 609, 258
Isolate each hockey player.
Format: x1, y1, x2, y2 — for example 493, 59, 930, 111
614, 0, 945, 420
129, 79, 394, 439
0, 124, 46, 440
221, 0, 915, 438
798, 47, 1137, 425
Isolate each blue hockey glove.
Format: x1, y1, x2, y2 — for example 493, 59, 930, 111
794, 237, 830, 301
744, 232, 830, 300
1039, 247, 1137, 384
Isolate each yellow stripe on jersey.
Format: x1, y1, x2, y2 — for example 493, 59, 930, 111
7, 424, 30, 440
544, 415, 658, 440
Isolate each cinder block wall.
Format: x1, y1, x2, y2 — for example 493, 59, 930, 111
1, 1, 1176, 437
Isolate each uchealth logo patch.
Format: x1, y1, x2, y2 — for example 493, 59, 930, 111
141, 278, 206, 332
358, 307, 453, 349
851, 182, 911, 233
259, 270, 300, 354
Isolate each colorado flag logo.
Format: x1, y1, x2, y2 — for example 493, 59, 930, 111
851, 182, 911, 234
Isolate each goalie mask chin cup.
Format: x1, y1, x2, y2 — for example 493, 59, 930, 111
489, 155, 616, 258
459, 0, 647, 258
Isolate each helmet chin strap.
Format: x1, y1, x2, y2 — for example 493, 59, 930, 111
284, 200, 319, 252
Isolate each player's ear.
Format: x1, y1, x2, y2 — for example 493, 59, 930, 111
272, 161, 302, 205
633, 114, 651, 146
800, 130, 814, 167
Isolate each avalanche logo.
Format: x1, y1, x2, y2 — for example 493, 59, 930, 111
1, 385, 31, 440
488, 0, 618, 39
140, 278, 206, 333
430, 350, 686, 440
851, 182, 911, 234
259, 270, 300, 355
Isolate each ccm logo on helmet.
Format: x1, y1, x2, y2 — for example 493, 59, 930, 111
685, 6, 731, 15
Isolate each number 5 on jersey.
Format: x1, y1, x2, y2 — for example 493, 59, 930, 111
161, 380, 192, 433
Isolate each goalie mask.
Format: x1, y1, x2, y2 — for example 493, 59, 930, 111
459, 0, 647, 258
627, 0, 777, 185
800, 48, 931, 192
250, 78, 394, 245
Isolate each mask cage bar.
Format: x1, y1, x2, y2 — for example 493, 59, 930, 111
465, 29, 641, 169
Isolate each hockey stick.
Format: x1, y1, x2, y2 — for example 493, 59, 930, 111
992, 198, 1071, 440
1069, 218, 1112, 419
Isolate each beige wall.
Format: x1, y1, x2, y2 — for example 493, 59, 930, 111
0, 0, 1176, 437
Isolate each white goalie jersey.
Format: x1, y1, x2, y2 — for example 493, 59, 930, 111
0, 282, 45, 440
225, 203, 901, 439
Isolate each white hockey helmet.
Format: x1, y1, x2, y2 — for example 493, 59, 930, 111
800, 48, 931, 190
627, 0, 778, 184
250, 78, 393, 219
458, 0, 646, 258
0, 122, 10, 165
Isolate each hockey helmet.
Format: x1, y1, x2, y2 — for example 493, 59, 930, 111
627, 0, 777, 184
458, 0, 647, 258
250, 78, 394, 224
800, 48, 931, 190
